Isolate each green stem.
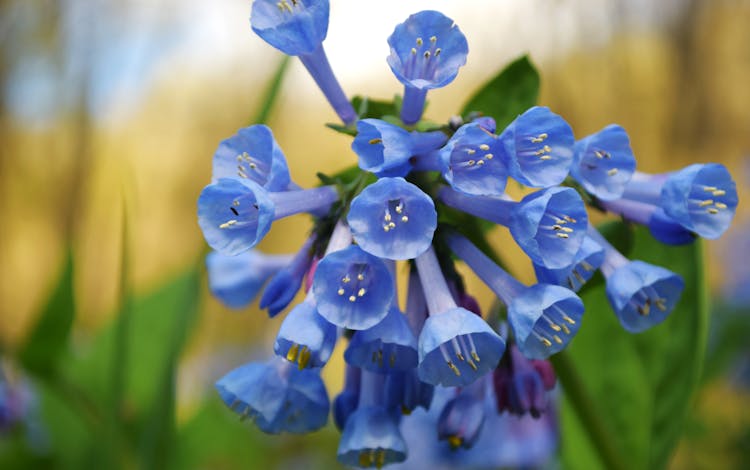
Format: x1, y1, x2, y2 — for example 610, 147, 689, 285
551, 351, 629, 470
252, 55, 291, 125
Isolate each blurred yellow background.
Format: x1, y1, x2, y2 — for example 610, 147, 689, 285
1, 0, 749, 467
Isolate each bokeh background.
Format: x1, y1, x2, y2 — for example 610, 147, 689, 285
1, 0, 749, 468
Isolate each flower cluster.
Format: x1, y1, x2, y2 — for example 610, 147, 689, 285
197, 2, 739, 467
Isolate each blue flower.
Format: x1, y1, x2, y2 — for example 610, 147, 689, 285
383, 369, 434, 415
414, 246, 506, 386
589, 226, 685, 332
274, 298, 337, 368
499, 106, 574, 188
345, 306, 418, 372
211, 125, 291, 191
439, 122, 509, 196
352, 119, 447, 177
206, 250, 292, 309
533, 236, 604, 292
437, 383, 486, 449
387, 10, 468, 124
571, 124, 636, 200
250, 0, 329, 56
623, 163, 738, 239
348, 177, 437, 260
446, 233, 583, 360
440, 186, 588, 269
312, 245, 393, 329
337, 406, 407, 468
493, 345, 555, 417
259, 235, 315, 316
197, 179, 338, 255
215, 356, 329, 434
600, 198, 696, 245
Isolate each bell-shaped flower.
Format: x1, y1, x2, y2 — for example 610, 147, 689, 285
439, 122, 510, 196
337, 371, 407, 468
498, 106, 574, 187
312, 245, 393, 329
215, 356, 329, 434
493, 345, 555, 417
345, 306, 418, 372
415, 246, 506, 386
437, 380, 487, 450
570, 124, 636, 200
440, 186, 588, 269
533, 236, 604, 292
197, 178, 338, 256
387, 10, 468, 124
589, 226, 685, 332
274, 298, 337, 369
383, 369, 434, 415
600, 197, 697, 246
259, 235, 315, 316
622, 163, 738, 239
352, 119, 447, 177
348, 177, 437, 260
250, 0, 329, 56
211, 124, 291, 191
206, 250, 292, 309
446, 233, 584, 360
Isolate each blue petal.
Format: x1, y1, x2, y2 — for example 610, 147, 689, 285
533, 236, 604, 291
418, 307, 506, 387
509, 284, 584, 359
352, 119, 413, 177
384, 369, 434, 414
386, 10, 468, 90
215, 357, 329, 434
274, 300, 337, 368
440, 122, 509, 196
605, 260, 685, 333
345, 306, 418, 371
197, 178, 275, 256
571, 124, 636, 200
312, 245, 393, 329
250, 0, 329, 56
206, 250, 290, 309
500, 106, 574, 188
510, 187, 588, 269
437, 393, 486, 449
660, 163, 738, 239
337, 406, 407, 468
212, 125, 291, 191
348, 177, 437, 260
648, 208, 696, 245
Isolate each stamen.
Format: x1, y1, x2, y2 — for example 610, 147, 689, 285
698, 199, 714, 207
429, 36, 437, 43
368, 138, 382, 145
477, 159, 485, 166
286, 343, 299, 362
556, 233, 569, 239
707, 208, 719, 214
357, 288, 366, 297
703, 186, 717, 192
298, 346, 311, 369
531, 133, 548, 143
553, 335, 563, 344
337, 288, 345, 295
342, 276, 351, 283
447, 435, 463, 449
713, 190, 726, 197
581, 260, 594, 271
219, 220, 237, 229
416, 37, 423, 46
484, 153, 493, 159
540, 155, 552, 161
471, 351, 481, 363
410, 47, 417, 55
401, 215, 409, 222
447, 361, 461, 376
423, 51, 431, 59
715, 202, 727, 209
357, 273, 365, 281
389, 352, 396, 368
466, 148, 476, 155
467, 359, 478, 371
349, 295, 356, 302
479, 144, 490, 151
561, 323, 571, 334
435, 48, 442, 56
607, 168, 618, 176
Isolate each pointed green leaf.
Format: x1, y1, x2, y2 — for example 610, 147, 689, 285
461, 55, 540, 130
556, 225, 708, 469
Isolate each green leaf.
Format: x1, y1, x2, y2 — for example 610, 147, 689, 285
252, 55, 291, 125
18, 250, 76, 374
460, 55, 540, 130
555, 225, 708, 470
351, 95, 399, 120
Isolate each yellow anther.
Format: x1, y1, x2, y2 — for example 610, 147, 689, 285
358, 288, 366, 297
376, 449, 385, 469
549, 322, 561, 332
298, 346, 311, 369
342, 276, 351, 283
655, 299, 667, 311
707, 208, 719, 214
638, 300, 651, 316
389, 353, 396, 368
349, 295, 356, 302
541, 337, 552, 347
534, 146, 551, 156
401, 216, 409, 222
233, 200, 240, 206
435, 48, 442, 56
561, 323, 571, 334
607, 168, 618, 176
531, 133, 548, 143
553, 335, 563, 345
540, 155, 552, 161
713, 190, 726, 197
377, 350, 383, 367
467, 160, 475, 166
424, 51, 431, 59
249, 162, 257, 169
715, 202, 727, 209
447, 435, 463, 449
552, 224, 563, 231
395, 204, 403, 214
471, 351, 481, 362
703, 186, 717, 192
401, 406, 411, 415
581, 260, 594, 271
219, 220, 237, 229
485, 153, 493, 159
556, 233, 569, 239
337, 288, 345, 296
430, 36, 437, 43
573, 270, 585, 284
416, 37, 423, 46
466, 148, 476, 155
564, 215, 577, 223
698, 199, 714, 207
447, 361, 461, 376
561, 226, 574, 233
357, 273, 365, 281
384, 212, 392, 222
236, 154, 243, 162
477, 159, 485, 166
369, 138, 382, 145
479, 144, 490, 151
286, 343, 300, 362
468, 359, 478, 371
456, 352, 465, 362
410, 47, 417, 55
563, 314, 576, 325
359, 452, 371, 467
383, 225, 390, 232
389, 222, 396, 228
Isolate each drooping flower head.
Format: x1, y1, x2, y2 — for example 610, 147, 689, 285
415, 246, 506, 387
345, 306, 418, 372
198, 179, 338, 256
533, 236, 604, 292
274, 299, 337, 369
589, 226, 685, 332
499, 106, 574, 188
206, 250, 292, 309
215, 356, 329, 434
312, 245, 393, 329
387, 10, 468, 124
570, 124, 636, 201
439, 122, 509, 196
250, 0, 329, 56
352, 119, 414, 177
212, 124, 291, 191
259, 235, 316, 316
437, 380, 487, 450
348, 177, 437, 260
